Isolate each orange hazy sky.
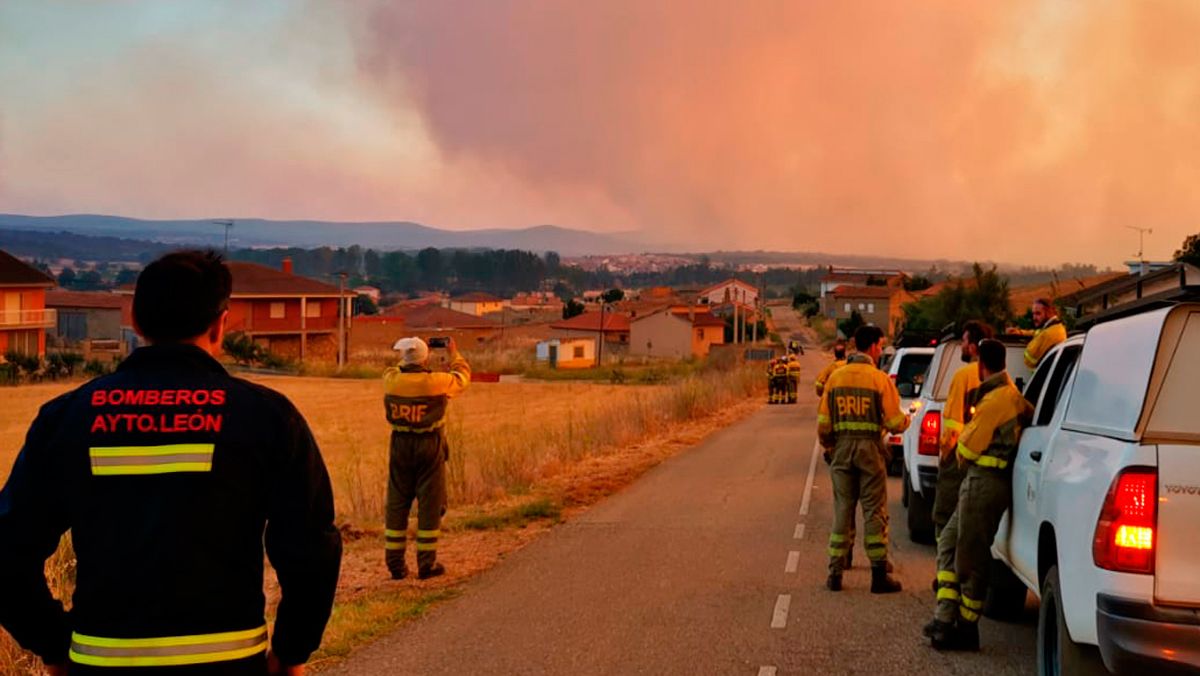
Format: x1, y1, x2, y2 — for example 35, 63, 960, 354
2, 1, 1199, 266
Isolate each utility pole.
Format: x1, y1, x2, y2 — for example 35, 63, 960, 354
213, 220, 234, 254
1126, 225, 1153, 275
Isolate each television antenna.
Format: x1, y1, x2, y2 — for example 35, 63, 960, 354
1123, 224, 1152, 272
213, 219, 234, 253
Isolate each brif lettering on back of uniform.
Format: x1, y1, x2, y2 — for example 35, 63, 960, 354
834, 395, 875, 418
388, 403, 430, 424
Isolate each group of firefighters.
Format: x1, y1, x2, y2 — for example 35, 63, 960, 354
814, 299, 1066, 652
766, 352, 803, 404
0, 246, 1074, 674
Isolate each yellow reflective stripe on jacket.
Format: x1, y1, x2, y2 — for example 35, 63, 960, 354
833, 421, 881, 432
391, 418, 447, 434
69, 626, 267, 668
975, 455, 1009, 469
89, 444, 214, 476
884, 414, 908, 430
956, 441, 981, 462
817, 414, 831, 424
943, 419, 963, 432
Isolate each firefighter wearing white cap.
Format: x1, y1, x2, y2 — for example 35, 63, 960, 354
382, 336, 470, 580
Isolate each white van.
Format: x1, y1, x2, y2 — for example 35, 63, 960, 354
992, 303, 1200, 674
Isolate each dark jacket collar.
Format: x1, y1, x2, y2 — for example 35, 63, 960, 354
977, 371, 1013, 398
118, 344, 229, 376
847, 353, 874, 366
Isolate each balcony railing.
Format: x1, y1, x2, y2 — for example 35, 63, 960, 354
0, 309, 57, 329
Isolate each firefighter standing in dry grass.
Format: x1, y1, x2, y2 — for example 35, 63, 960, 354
383, 336, 470, 580
818, 326, 909, 593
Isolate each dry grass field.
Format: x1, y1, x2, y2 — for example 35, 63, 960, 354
0, 360, 771, 674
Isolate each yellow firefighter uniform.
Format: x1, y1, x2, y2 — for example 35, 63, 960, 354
932, 362, 981, 538
1022, 318, 1066, 369
382, 350, 470, 579
818, 354, 909, 586
932, 372, 1033, 641
813, 358, 847, 398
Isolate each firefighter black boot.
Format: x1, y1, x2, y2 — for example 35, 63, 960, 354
870, 563, 903, 594
931, 621, 979, 652
826, 574, 842, 592
417, 550, 445, 580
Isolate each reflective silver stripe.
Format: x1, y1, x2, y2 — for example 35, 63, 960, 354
91, 454, 214, 467
69, 626, 267, 667
391, 419, 446, 433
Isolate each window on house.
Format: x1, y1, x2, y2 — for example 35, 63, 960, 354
844, 303, 851, 313
858, 303, 866, 312
269, 302, 286, 319
305, 302, 321, 318
573, 345, 585, 359
867, 303, 875, 313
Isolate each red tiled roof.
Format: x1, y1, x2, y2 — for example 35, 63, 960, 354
0, 249, 55, 287
830, 285, 896, 299
450, 291, 504, 303
226, 261, 351, 298
551, 311, 632, 333
390, 304, 500, 330
46, 290, 124, 310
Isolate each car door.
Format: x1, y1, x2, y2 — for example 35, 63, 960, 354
1008, 343, 1083, 579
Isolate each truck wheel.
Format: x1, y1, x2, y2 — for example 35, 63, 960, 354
984, 557, 1028, 622
1038, 565, 1108, 676
904, 465, 935, 544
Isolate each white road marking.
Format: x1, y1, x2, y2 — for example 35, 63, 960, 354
771, 594, 792, 628
793, 523, 806, 540
757, 668, 778, 676
785, 551, 800, 573
799, 443, 820, 516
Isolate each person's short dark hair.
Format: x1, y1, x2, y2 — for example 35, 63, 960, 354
978, 339, 1006, 373
833, 340, 847, 360
962, 320, 994, 346
1034, 298, 1057, 313
853, 325, 884, 352
134, 250, 232, 343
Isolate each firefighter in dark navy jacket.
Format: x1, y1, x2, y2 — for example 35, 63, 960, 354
0, 250, 342, 675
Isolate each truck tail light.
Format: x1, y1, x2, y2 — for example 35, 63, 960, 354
917, 411, 941, 456
1093, 467, 1157, 575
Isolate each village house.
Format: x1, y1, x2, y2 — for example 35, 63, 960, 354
698, 278, 760, 307
223, 258, 355, 362
825, 285, 915, 338
818, 267, 907, 300
45, 290, 129, 358
629, 307, 727, 359
356, 303, 503, 352
0, 249, 57, 358
550, 311, 631, 348
447, 291, 505, 316
535, 337, 596, 369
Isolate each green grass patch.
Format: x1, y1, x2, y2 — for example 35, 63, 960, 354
311, 588, 460, 664
458, 498, 563, 531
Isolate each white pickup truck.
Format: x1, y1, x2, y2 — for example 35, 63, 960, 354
991, 303, 1200, 674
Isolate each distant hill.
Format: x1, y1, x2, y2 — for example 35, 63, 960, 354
0, 214, 650, 257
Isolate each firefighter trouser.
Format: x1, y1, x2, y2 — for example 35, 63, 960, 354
787, 376, 799, 402
386, 431, 449, 574
770, 376, 786, 402
827, 437, 890, 575
932, 455, 967, 539
934, 465, 1011, 625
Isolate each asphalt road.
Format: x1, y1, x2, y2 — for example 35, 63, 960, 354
328, 395, 1038, 675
